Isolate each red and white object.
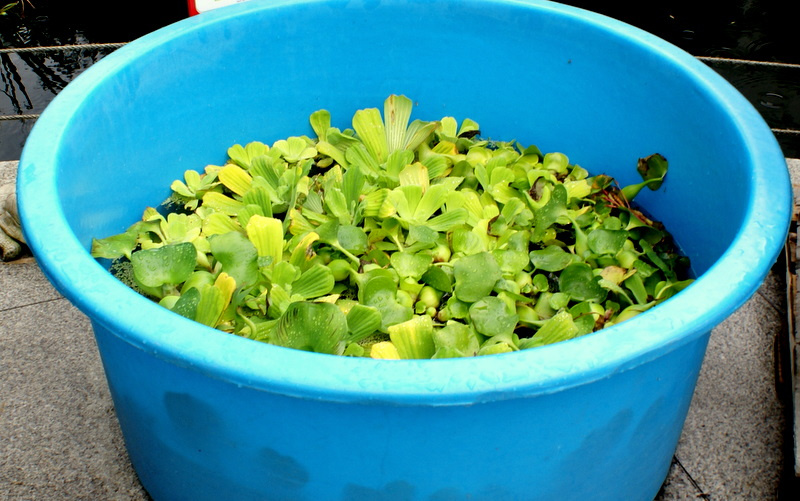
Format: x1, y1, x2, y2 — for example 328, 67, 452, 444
188, 0, 253, 16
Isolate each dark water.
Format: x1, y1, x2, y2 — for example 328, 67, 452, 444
0, 1, 187, 160
1, 0, 798, 159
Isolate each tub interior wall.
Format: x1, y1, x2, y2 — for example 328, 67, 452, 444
52, 0, 750, 276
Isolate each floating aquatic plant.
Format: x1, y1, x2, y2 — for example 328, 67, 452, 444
92, 95, 693, 359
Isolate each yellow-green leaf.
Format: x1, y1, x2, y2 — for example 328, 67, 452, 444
246, 215, 284, 263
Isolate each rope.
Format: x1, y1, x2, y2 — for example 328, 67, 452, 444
0, 42, 128, 54
696, 56, 800, 69
0, 114, 39, 120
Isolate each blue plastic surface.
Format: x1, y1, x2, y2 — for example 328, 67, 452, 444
17, 1, 792, 500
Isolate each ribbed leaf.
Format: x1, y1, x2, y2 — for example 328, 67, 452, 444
202, 192, 244, 216
227, 141, 269, 170
422, 155, 449, 179
341, 165, 365, 210
288, 231, 320, 270
345, 143, 382, 179
346, 304, 382, 342
363, 188, 390, 218
243, 179, 276, 217
194, 272, 235, 328
412, 183, 449, 223
384, 94, 412, 154
250, 155, 282, 190
370, 341, 401, 359
389, 315, 435, 359
403, 119, 439, 152
398, 162, 430, 192
194, 284, 224, 327
520, 309, 580, 349
385, 149, 414, 181
218, 164, 253, 196
292, 264, 335, 299
245, 215, 284, 264
202, 212, 241, 236
309, 109, 331, 141
352, 107, 387, 163
272, 301, 348, 355
317, 140, 349, 168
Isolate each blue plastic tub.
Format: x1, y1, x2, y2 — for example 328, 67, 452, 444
17, 1, 791, 499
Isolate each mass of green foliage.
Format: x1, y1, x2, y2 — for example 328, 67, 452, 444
92, 95, 692, 359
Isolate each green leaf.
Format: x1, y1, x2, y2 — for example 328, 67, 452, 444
532, 183, 568, 241
246, 215, 284, 263
131, 242, 197, 288
385, 149, 415, 182
420, 265, 453, 292
218, 164, 253, 196
620, 153, 669, 201
433, 321, 481, 358
202, 191, 245, 216
587, 229, 629, 255
346, 304, 382, 343
352, 106, 388, 163
412, 183, 449, 223
388, 315, 436, 359
654, 278, 694, 300
194, 274, 235, 328
194, 283, 225, 327
451, 227, 486, 255
317, 140, 349, 169
345, 143, 383, 180
209, 232, 260, 287
453, 252, 502, 303
227, 141, 269, 169
519, 309, 580, 349
272, 301, 348, 355
637, 153, 668, 187
250, 155, 282, 191
493, 249, 530, 275
404, 120, 440, 154
425, 208, 469, 232
477, 342, 514, 356
469, 296, 519, 337
171, 287, 201, 320
569, 301, 603, 336
202, 212, 241, 236
91, 229, 139, 260
558, 262, 608, 302
272, 136, 317, 163
337, 224, 368, 255
406, 225, 439, 247
390, 251, 433, 281
624, 273, 649, 304
360, 275, 413, 332
529, 245, 577, 272
309, 109, 331, 141
399, 162, 430, 191
324, 187, 351, 223
384, 94, 413, 154
292, 264, 335, 299
341, 164, 366, 212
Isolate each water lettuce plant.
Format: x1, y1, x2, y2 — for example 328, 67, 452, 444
92, 95, 693, 359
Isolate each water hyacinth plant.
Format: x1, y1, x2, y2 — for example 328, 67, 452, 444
92, 95, 693, 359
